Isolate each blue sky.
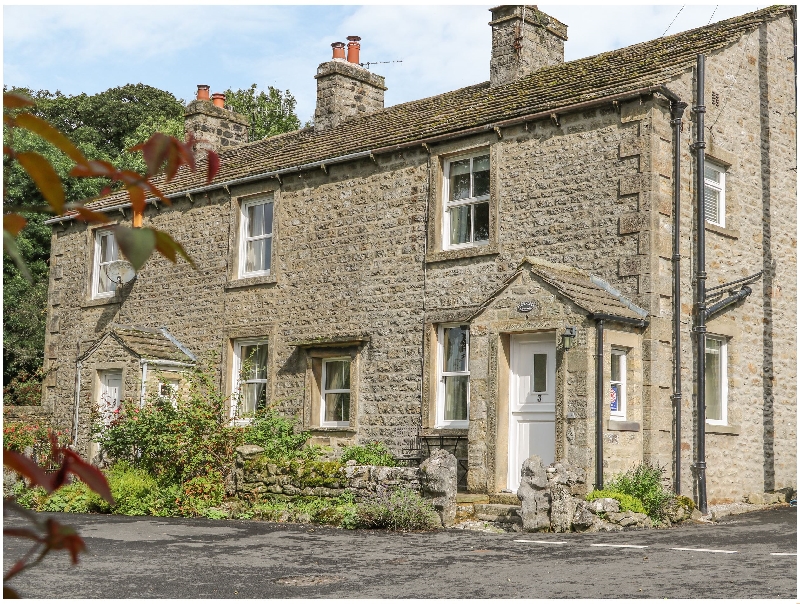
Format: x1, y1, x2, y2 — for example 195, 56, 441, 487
4, 4, 764, 124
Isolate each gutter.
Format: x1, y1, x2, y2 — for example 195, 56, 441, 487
45, 85, 681, 226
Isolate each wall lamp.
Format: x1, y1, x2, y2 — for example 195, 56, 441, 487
563, 326, 577, 350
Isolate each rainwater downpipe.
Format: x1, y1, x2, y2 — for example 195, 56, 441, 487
595, 318, 605, 489
693, 54, 709, 515
72, 359, 82, 447
670, 99, 688, 495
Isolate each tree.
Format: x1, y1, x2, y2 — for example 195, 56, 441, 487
223, 84, 301, 141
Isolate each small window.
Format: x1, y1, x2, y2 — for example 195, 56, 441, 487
93, 228, 118, 298
704, 162, 726, 228
705, 336, 728, 425
443, 153, 490, 249
157, 379, 180, 406
232, 339, 269, 418
321, 358, 351, 427
610, 349, 627, 420
436, 325, 470, 427
239, 196, 274, 277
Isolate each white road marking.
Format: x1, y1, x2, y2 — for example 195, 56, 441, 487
591, 543, 648, 549
770, 552, 797, 556
671, 547, 737, 554
514, 539, 567, 545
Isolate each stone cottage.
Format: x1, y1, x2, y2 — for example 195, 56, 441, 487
39, 6, 796, 505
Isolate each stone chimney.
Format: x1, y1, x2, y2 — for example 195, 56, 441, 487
184, 85, 250, 154
314, 37, 387, 133
489, 5, 568, 87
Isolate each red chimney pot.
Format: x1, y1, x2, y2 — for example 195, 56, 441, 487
346, 36, 361, 65
331, 42, 346, 60
196, 85, 210, 101
212, 92, 225, 108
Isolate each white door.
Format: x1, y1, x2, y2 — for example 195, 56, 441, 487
90, 370, 122, 462
508, 333, 556, 491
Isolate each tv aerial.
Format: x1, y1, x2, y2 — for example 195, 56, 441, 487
103, 260, 136, 289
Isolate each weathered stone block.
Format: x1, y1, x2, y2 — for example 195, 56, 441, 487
420, 449, 457, 527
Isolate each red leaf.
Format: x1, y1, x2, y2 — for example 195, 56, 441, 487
4, 92, 34, 108
4, 214, 27, 236
126, 185, 146, 215
3, 527, 44, 542
206, 150, 220, 184
71, 206, 110, 223
43, 519, 86, 564
16, 151, 66, 214
131, 132, 171, 178
2, 449, 55, 493
61, 450, 114, 504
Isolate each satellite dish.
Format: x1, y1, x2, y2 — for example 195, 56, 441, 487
104, 260, 136, 286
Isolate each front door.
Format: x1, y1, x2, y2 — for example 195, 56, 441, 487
508, 333, 556, 491
90, 370, 122, 462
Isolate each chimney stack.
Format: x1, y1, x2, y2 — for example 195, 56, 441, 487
185, 85, 249, 153
489, 5, 568, 87
314, 36, 386, 132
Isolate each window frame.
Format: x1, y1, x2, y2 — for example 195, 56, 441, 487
436, 324, 470, 429
704, 335, 728, 426
442, 151, 491, 250
231, 338, 269, 421
704, 161, 726, 228
92, 227, 118, 299
609, 348, 627, 420
238, 195, 274, 279
320, 357, 352, 428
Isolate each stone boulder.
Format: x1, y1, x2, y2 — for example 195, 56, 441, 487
420, 449, 457, 527
572, 500, 595, 531
587, 497, 620, 514
546, 460, 587, 496
517, 456, 550, 531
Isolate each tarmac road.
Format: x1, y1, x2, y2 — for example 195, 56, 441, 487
3, 506, 796, 599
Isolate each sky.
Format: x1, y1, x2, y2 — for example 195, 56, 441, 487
3, 4, 767, 124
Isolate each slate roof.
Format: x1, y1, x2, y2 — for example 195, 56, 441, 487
58, 5, 789, 218
110, 325, 195, 363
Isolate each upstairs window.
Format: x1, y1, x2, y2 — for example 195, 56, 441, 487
93, 228, 118, 299
232, 339, 268, 418
436, 325, 470, 428
321, 358, 351, 427
443, 153, 490, 248
704, 162, 726, 228
239, 196, 274, 277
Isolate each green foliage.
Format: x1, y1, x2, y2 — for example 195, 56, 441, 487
223, 84, 301, 141
245, 493, 358, 526
585, 489, 646, 514
675, 494, 696, 512
605, 462, 674, 521
176, 472, 224, 517
340, 441, 398, 467
243, 407, 314, 461
3, 421, 68, 467
353, 488, 440, 531
3, 367, 46, 406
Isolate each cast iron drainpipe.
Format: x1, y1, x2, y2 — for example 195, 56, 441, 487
670, 99, 688, 494
592, 313, 649, 489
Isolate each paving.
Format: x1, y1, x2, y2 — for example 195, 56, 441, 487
3, 506, 796, 599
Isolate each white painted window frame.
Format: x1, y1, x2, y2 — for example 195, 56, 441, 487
320, 357, 351, 428
231, 338, 269, 421
157, 379, 180, 408
436, 324, 470, 429
239, 196, 274, 278
610, 348, 627, 420
442, 151, 490, 250
704, 161, 726, 228
92, 228, 118, 299
705, 335, 728, 426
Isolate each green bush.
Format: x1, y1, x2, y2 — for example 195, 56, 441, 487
675, 494, 696, 513
340, 441, 397, 467
353, 488, 439, 531
585, 489, 646, 514
245, 493, 358, 526
176, 472, 224, 517
605, 462, 674, 521
241, 407, 314, 461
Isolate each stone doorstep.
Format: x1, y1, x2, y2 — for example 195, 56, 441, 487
488, 492, 521, 505
456, 494, 490, 504
475, 503, 523, 524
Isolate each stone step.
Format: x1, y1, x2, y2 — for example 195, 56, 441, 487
475, 503, 522, 523
489, 492, 520, 505
456, 493, 490, 504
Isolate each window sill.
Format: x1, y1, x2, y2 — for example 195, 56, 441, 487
426, 242, 500, 264
81, 296, 120, 309
225, 274, 277, 290
705, 222, 739, 240
607, 419, 640, 432
705, 423, 739, 435
308, 426, 356, 434
422, 428, 468, 437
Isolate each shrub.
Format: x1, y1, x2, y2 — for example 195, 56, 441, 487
242, 407, 314, 461
340, 441, 397, 467
3, 422, 68, 469
353, 488, 439, 531
176, 472, 224, 517
605, 462, 674, 521
245, 493, 358, 526
585, 489, 646, 514
3, 367, 48, 406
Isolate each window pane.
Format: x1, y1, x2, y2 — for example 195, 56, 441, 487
611, 354, 620, 382
444, 375, 468, 421
325, 360, 350, 390
241, 382, 267, 415
704, 166, 721, 183
704, 186, 720, 223
248, 202, 273, 238
473, 202, 489, 242
443, 327, 468, 373
533, 353, 548, 392
472, 155, 490, 197
246, 237, 271, 273
97, 267, 113, 294
325, 392, 350, 422
705, 339, 722, 421
610, 383, 620, 412
449, 205, 471, 245
241, 344, 268, 380
449, 160, 471, 201
100, 233, 117, 263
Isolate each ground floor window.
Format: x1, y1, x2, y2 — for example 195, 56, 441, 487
705, 336, 728, 424
232, 339, 268, 418
610, 348, 627, 420
437, 324, 470, 428
321, 358, 351, 427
